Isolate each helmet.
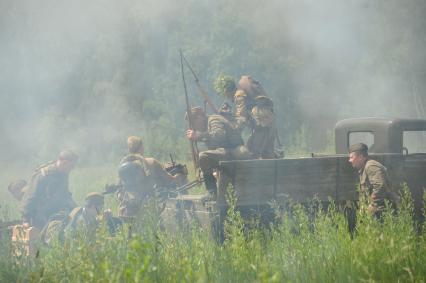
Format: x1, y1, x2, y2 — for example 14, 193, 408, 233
214, 74, 236, 98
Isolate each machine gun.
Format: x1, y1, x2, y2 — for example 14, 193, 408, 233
164, 154, 188, 176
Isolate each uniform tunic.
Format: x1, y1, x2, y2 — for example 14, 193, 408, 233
233, 86, 277, 159
359, 159, 399, 214
197, 114, 249, 175
21, 164, 76, 229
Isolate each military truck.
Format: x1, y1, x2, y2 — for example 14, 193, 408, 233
162, 118, 426, 236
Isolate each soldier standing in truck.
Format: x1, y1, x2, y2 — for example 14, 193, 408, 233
214, 75, 280, 159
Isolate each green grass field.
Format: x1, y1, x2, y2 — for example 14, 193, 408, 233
1, 165, 425, 282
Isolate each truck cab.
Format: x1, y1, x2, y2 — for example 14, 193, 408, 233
335, 117, 426, 155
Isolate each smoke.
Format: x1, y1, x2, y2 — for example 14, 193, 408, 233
239, 0, 426, 148
0, 0, 425, 161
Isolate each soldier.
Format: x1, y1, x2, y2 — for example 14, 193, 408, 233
116, 136, 186, 217
64, 192, 106, 237
348, 143, 400, 218
41, 192, 119, 245
214, 75, 280, 159
186, 106, 251, 198
21, 150, 78, 229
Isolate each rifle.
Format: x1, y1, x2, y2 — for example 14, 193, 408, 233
180, 49, 199, 173
171, 177, 205, 195
181, 53, 218, 114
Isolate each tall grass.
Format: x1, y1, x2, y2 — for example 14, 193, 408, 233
1, 169, 425, 282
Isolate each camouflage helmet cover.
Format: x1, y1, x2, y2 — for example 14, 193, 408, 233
214, 74, 236, 98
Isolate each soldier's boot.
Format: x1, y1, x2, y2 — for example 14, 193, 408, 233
203, 174, 217, 200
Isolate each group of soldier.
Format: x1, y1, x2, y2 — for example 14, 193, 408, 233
6, 74, 399, 247
5, 74, 278, 245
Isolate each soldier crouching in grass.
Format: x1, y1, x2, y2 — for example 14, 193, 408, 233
186, 106, 251, 200
41, 192, 121, 245
348, 143, 400, 219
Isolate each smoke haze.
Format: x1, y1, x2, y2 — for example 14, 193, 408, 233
1, 0, 425, 163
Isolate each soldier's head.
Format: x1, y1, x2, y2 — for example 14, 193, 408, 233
8, 179, 27, 201
214, 74, 237, 100
348, 143, 368, 169
238, 75, 266, 97
84, 192, 104, 215
56, 150, 78, 173
186, 106, 207, 132
127, 136, 144, 155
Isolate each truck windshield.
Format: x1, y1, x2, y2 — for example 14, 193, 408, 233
403, 131, 426, 154
349, 132, 375, 152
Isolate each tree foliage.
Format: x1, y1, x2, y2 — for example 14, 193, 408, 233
0, 0, 425, 162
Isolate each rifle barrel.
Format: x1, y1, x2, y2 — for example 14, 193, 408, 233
182, 54, 218, 114
180, 49, 199, 172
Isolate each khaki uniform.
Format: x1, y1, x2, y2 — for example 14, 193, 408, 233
118, 154, 178, 217
197, 114, 250, 175
359, 159, 400, 215
41, 207, 99, 245
247, 106, 277, 159
20, 164, 76, 229
234, 77, 278, 159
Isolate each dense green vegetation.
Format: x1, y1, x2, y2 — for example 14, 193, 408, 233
1, 168, 425, 282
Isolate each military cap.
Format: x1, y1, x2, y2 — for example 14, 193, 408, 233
255, 96, 273, 109
85, 192, 104, 207
127, 136, 143, 154
185, 106, 206, 120
349, 143, 368, 155
58, 150, 78, 162
234, 89, 247, 98
189, 106, 205, 116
